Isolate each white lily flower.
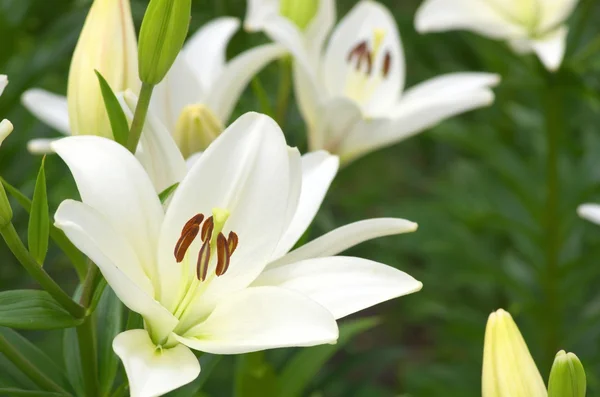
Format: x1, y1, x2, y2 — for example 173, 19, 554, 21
246, 0, 499, 164
577, 203, 600, 225
415, 0, 580, 71
0, 75, 13, 147
53, 112, 422, 396
22, 17, 285, 157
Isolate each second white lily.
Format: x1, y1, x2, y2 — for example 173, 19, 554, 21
54, 112, 422, 396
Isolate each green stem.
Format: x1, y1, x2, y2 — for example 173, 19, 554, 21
275, 57, 292, 127
0, 334, 70, 394
542, 74, 562, 367
77, 317, 99, 397
126, 83, 154, 153
0, 223, 84, 318
251, 77, 275, 118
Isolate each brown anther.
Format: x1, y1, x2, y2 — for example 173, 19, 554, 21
347, 41, 374, 75
196, 240, 211, 281
215, 233, 231, 277
227, 231, 239, 255
180, 214, 204, 236
347, 41, 367, 62
201, 216, 214, 242
382, 51, 392, 78
174, 224, 200, 263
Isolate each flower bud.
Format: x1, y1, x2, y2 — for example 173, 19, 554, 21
0, 119, 13, 147
548, 350, 586, 397
67, 0, 139, 138
138, 0, 192, 85
174, 104, 223, 158
482, 309, 547, 397
280, 0, 319, 29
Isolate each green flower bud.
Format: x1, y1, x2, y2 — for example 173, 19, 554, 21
280, 0, 319, 29
138, 0, 192, 85
174, 104, 223, 158
548, 350, 586, 397
0, 180, 13, 228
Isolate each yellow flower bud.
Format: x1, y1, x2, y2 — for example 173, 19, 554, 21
67, 0, 139, 138
280, 0, 319, 29
174, 104, 223, 158
548, 350, 586, 397
482, 309, 547, 397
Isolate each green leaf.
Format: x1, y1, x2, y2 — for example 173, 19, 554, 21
159, 183, 179, 204
0, 328, 70, 391
0, 290, 83, 330
277, 317, 380, 397
96, 287, 123, 396
0, 389, 70, 397
95, 70, 129, 146
166, 355, 221, 397
28, 157, 49, 265
63, 328, 84, 397
1, 177, 87, 281
235, 351, 277, 397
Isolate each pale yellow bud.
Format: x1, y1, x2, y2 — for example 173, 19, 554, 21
174, 105, 223, 158
482, 309, 547, 397
67, 0, 139, 138
0, 119, 13, 147
280, 0, 319, 29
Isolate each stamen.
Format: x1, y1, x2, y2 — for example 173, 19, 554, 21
347, 41, 367, 62
196, 240, 211, 281
201, 216, 214, 242
180, 214, 204, 236
215, 233, 230, 276
382, 51, 392, 78
227, 231, 239, 254
174, 224, 199, 263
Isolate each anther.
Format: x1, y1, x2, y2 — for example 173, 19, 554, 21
196, 240, 211, 281
201, 216, 214, 242
215, 233, 230, 276
180, 214, 204, 236
174, 224, 199, 263
227, 231, 238, 254
382, 51, 392, 78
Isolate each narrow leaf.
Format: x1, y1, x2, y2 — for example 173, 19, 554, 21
0, 290, 83, 330
235, 352, 277, 397
277, 317, 380, 397
159, 182, 179, 204
0, 389, 70, 397
63, 328, 84, 397
28, 157, 49, 265
95, 70, 129, 146
96, 287, 124, 396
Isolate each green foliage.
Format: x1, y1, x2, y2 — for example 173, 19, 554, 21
0, 290, 82, 330
95, 71, 129, 147
28, 157, 49, 265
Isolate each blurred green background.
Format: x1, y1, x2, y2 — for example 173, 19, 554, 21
2, 0, 600, 395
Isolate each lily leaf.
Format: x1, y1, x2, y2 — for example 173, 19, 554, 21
96, 70, 129, 146
235, 351, 277, 397
63, 328, 84, 397
159, 182, 179, 204
28, 157, 49, 265
0, 389, 70, 397
96, 287, 123, 396
0, 290, 83, 330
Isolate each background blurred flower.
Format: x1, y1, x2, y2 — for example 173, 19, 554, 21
248, 0, 499, 164
415, 0, 580, 71
0, 75, 13, 148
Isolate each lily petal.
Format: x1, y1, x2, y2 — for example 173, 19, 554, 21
273, 151, 339, 258
208, 43, 287, 122
539, 0, 580, 33
175, 286, 338, 354
52, 136, 164, 283
0, 75, 7, 96
577, 204, 600, 225
55, 201, 178, 341
415, 0, 527, 39
21, 89, 71, 135
184, 17, 240, 91
305, 0, 336, 60
244, 0, 279, 31
113, 330, 200, 397
269, 218, 417, 268
254, 256, 422, 319
262, 15, 315, 73
323, 0, 404, 115
530, 26, 568, 72
120, 91, 187, 193
27, 138, 60, 155
311, 97, 362, 152
0, 119, 13, 146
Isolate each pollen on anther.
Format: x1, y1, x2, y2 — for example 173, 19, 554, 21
215, 233, 230, 277
197, 240, 211, 281
201, 216, 214, 242
382, 51, 392, 78
174, 224, 200, 263
180, 214, 204, 236
227, 231, 239, 254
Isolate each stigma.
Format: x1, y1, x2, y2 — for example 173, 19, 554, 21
173, 209, 239, 281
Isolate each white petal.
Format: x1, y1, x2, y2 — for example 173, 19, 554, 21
530, 26, 568, 72
55, 201, 178, 341
338, 73, 500, 163
52, 136, 164, 284
415, 0, 527, 39
577, 204, 600, 225
323, 1, 404, 115
310, 97, 363, 152
113, 330, 200, 397
273, 151, 339, 258
185, 151, 203, 170
274, 147, 303, 259
157, 112, 292, 313
262, 15, 315, 73
151, 55, 205, 131
291, 59, 325, 137
0, 119, 13, 147
27, 138, 60, 155
175, 286, 338, 354
244, 0, 279, 31
539, 0, 580, 33
0, 75, 7, 96
305, 0, 336, 60
254, 256, 422, 319
21, 89, 71, 135
120, 91, 187, 193
269, 218, 417, 268
184, 17, 240, 91
208, 43, 286, 122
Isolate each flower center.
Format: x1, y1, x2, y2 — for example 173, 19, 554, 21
173, 208, 239, 282
344, 29, 392, 106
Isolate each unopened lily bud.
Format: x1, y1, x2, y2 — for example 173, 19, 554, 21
0, 119, 13, 147
280, 0, 319, 29
138, 0, 192, 85
67, 0, 139, 138
174, 104, 223, 158
482, 309, 547, 397
548, 350, 586, 397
